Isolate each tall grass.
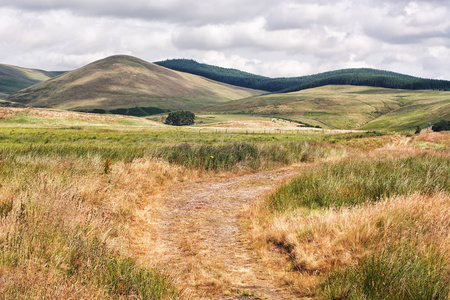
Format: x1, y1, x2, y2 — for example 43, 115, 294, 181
159, 141, 329, 170
269, 154, 449, 211
324, 246, 449, 300
250, 141, 449, 298
0, 153, 183, 298
0, 127, 341, 170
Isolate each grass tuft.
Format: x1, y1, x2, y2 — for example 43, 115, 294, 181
324, 246, 449, 300
269, 155, 449, 211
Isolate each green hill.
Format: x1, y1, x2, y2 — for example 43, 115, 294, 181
156, 59, 450, 92
0, 63, 63, 98
6, 55, 263, 115
208, 85, 450, 131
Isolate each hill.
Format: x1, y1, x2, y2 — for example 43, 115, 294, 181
6, 55, 263, 115
0, 63, 63, 99
156, 59, 450, 92
208, 85, 450, 131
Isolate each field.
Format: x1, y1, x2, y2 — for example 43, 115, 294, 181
209, 85, 450, 131
249, 133, 449, 299
0, 107, 448, 299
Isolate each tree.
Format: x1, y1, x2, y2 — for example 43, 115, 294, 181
165, 111, 195, 126
431, 120, 449, 132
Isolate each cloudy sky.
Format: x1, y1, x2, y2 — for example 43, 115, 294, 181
1, 0, 449, 79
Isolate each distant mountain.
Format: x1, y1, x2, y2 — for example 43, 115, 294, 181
0, 64, 63, 98
156, 59, 450, 92
208, 85, 450, 131
6, 55, 263, 115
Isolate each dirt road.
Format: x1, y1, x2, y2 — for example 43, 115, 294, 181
149, 167, 304, 299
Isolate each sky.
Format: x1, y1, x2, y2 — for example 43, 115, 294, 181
1, 0, 449, 79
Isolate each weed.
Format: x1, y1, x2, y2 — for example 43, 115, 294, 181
103, 157, 112, 174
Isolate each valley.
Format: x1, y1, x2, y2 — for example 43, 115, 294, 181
0, 54, 448, 299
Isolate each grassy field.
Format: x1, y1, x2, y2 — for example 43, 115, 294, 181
1, 107, 447, 298
209, 85, 450, 131
0, 108, 375, 299
249, 132, 449, 299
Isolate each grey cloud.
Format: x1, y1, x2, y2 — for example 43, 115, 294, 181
1, 0, 450, 79
0, 0, 274, 25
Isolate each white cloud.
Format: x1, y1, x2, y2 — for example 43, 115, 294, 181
0, 0, 450, 79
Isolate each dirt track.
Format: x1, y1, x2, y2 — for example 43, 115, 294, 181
149, 167, 304, 299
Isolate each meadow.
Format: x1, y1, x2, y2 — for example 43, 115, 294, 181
249, 132, 449, 299
0, 108, 356, 298
0, 107, 448, 299
209, 85, 450, 131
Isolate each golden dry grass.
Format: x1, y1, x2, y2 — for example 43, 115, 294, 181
250, 193, 449, 296
247, 133, 450, 298
0, 107, 162, 125
0, 154, 197, 298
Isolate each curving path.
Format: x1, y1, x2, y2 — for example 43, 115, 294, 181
149, 166, 305, 299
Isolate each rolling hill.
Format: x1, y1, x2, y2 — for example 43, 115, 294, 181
0, 63, 63, 99
208, 85, 450, 131
6, 55, 263, 115
156, 59, 450, 92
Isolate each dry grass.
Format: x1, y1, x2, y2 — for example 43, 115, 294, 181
0, 107, 162, 126
247, 134, 450, 298
250, 193, 449, 295
0, 154, 196, 298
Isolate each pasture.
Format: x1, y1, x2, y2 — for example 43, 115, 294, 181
0, 107, 448, 299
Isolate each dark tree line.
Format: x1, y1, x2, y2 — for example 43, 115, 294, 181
156, 59, 450, 93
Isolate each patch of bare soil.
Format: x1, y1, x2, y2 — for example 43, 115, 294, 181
145, 167, 304, 299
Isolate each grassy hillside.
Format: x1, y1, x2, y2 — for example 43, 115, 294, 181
209, 85, 450, 131
156, 59, 450, 92
6, 55, 263, 114
0, 63, 63, 97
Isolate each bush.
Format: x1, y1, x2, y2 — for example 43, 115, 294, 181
432, 120, 449, 132
165, 111, 195, 126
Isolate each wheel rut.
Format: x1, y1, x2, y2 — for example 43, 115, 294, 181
151, 167, 304, 299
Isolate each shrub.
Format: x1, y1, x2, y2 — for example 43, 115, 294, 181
432, 120, 449, 132
165, 111, 195, 126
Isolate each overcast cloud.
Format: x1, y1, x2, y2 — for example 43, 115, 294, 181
1, 0, 449, 79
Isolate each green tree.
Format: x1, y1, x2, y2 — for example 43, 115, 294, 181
165, 111, 195, 126
432, 120, 449, 132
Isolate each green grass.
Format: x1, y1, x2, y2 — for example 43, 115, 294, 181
159, 141, 328, 170
0, 126, 344, 170
0, 63, 62, 95
263, 149, 450, 299
208, 85, 450, 131
324, 246, 449, 300
268, 155, 449, 211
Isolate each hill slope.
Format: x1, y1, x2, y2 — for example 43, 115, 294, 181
156, 59, 450, 92
0, 64, 63, 98
208, 85, 450, 131
6, 55, 263, 114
